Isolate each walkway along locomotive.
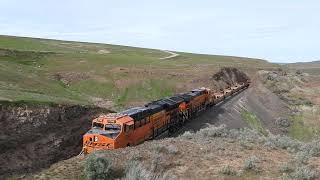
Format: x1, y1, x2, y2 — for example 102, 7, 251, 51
82, 81, 250, 154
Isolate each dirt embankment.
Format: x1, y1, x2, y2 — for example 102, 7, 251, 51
189, 67, 250, 92
211, 67, 249, 90
0, 102, 111, 176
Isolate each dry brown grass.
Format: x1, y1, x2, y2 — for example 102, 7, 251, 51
23, 127, 320, 180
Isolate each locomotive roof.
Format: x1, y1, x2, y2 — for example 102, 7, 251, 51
145, 96, 181, 110
121, 107, 147, 116
122, 88, 206, 119
191, 88, 206, 92
167, 95, 184, 104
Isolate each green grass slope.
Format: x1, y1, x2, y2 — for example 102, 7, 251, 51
0, 35, 277, 109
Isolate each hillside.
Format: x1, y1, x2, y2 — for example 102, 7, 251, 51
287, 61, 320, 69
4, 35, 320, 179
0, 35, 277, 110
23, 126, 320, 180
286, 61, 320, 75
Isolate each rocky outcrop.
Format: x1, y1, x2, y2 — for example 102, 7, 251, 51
211, 67, 250, 90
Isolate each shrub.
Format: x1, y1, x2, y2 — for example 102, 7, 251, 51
184, 125, 265, 144
300, 141, 320, 157
240, 140, 254, 150
275, 118, 291, 128
152, 144, 166, 153
124, 154, 175, 180
292, 165, 317, 180
243, 156, 259, 171
150, 153, 165, 173
84, 152, 113, 180
198, 124, 228, 138
166, 145, 178, 155
127, 152, 144, 163
278, 163, 292, 173
295, 151, 311, 164
152, 144, 178, 155
264, 135, 301, 152
124, 161, 152, 180
229, 128, 264, 143
219, 165, 237, 176
180, 131, 193, 139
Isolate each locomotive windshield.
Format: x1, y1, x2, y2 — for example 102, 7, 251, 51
92, 122, 104, 129
103, 124, 121, 139
105, 124, 121, 131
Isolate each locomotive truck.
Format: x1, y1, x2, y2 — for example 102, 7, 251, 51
82, 81, 250, 154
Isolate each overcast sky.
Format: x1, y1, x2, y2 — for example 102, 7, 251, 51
0, 0, 319, 63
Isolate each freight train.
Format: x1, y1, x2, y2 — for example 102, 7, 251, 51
82, 81, 250, 154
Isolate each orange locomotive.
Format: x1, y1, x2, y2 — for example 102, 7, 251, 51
82, 82, 250, 154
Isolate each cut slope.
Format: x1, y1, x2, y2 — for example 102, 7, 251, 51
211, 67, 250, 90
175, 71, 289, 136
0, 102, 111, 176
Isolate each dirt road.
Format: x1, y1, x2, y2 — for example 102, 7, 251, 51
159, 50, 179, 60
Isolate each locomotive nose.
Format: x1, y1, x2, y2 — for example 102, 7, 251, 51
83, 133, 115, 154
86, 134, 99, 142
83, 134, 104, 145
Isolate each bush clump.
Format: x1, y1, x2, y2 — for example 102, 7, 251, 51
229, 127, 265, 143
182, 124, 265, 143
264, 135, 301, 152
275, 117, 291, 128
295, 151, 311, 164
84, 152, 113, 180
292, 165, 317, 180
300, 141, 320, 157
180, 131, 193, 139
124, 161, 152, 180
278, 163, 292, 173
240, 140, 254, 150
124, 159, 174, 180
152, 144, 178, 155
243, 156, 259, 171
198, 124, 228, 138
219, 165, 237, 176
166, 145, 179, 155
128, 153, 143, 162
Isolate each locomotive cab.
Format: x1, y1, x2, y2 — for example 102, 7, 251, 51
82, 114, 133, 154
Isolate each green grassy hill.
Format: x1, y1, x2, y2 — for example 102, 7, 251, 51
286, 61, 320, 75
0, 35, 277, 109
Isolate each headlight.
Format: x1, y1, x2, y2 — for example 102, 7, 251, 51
94, 136, 98, 142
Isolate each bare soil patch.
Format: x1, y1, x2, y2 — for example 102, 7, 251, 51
52, 72, 90, 86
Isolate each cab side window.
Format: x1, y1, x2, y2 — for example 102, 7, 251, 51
141, 118, 145, 126
135, 121, 141, 128
125, 125, 130, 133
146, 117, 150, 123
125, 124, 134, 133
